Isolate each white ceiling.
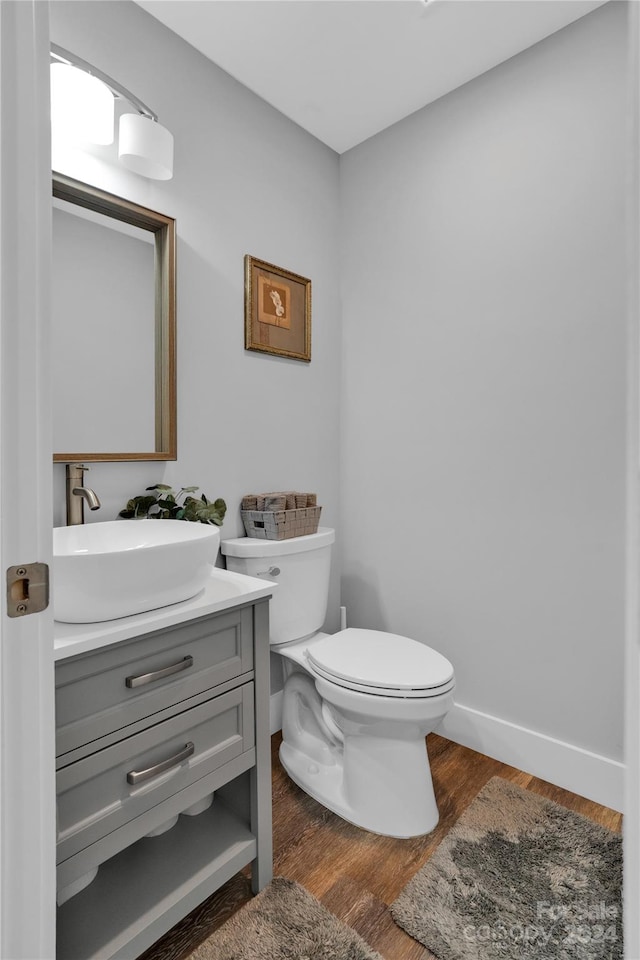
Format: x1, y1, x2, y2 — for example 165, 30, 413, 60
136, 0, 608, 154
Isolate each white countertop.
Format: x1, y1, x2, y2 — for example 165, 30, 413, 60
54, 567, 275, 661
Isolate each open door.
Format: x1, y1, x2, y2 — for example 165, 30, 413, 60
0, 2, 56, 957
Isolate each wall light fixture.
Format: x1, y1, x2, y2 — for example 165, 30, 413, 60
50, 45, 174, 181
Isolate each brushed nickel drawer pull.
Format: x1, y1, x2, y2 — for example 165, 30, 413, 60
125, 655, 194, 689
127, 741, 195, 785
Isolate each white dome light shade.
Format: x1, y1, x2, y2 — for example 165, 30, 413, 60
50, 63, 114, 146
118, 114, 174, 181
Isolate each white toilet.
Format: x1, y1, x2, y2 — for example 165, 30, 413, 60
221, 527, 455, 838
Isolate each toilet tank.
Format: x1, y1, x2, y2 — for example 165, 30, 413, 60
221, 527, 335, 646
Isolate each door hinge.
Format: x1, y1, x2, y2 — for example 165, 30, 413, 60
6, 562, 49, 617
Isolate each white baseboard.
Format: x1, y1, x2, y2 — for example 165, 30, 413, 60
438, 701, 624, 813
270, 691, 624, 812
270, 689, 284, 735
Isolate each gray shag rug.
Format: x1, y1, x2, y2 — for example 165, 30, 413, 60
391, 777, 622, 960
188, 876, 382, 960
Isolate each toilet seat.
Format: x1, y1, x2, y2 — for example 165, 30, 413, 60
305, 628, 455, 699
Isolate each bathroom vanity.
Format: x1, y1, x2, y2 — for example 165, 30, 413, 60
54, 569, 274, 960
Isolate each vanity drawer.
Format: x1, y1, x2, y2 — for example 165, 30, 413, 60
56, 607, 254, 757
56, 682, 254, 864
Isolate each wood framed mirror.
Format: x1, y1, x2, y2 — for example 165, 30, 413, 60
52, 173, 176, 462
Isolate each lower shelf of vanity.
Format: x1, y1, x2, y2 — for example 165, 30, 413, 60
57, 795, 255, 960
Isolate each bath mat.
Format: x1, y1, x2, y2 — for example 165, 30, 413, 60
391, 777, 622, 960
187, 876, 383, 959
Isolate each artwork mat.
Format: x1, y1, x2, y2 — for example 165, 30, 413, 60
257, 274, 291, 329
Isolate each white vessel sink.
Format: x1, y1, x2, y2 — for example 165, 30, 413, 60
53, 520, 221, 623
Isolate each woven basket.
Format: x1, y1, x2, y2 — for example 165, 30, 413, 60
241, 505, 322, 541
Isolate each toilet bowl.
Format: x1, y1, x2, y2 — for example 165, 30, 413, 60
277, 628, 454, 836
221, 528, 455, 838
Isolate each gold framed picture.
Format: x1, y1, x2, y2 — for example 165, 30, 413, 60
245, 255, 311, 362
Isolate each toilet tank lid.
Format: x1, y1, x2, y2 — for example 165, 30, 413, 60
221, 526, 335, 558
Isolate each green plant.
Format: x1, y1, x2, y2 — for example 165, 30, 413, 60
118, 485, 227, 526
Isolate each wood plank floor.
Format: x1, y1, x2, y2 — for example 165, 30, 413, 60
140, 732, 622, 960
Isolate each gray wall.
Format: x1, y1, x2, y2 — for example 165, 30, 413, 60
50, 2, 343, 644
339, 2, 627, 762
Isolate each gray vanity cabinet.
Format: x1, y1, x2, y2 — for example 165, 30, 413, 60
55, 599, 272, 960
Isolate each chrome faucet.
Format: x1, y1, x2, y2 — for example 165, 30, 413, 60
66, 464, 101, 525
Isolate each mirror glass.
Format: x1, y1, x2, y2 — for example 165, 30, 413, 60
52, 174, 176, 461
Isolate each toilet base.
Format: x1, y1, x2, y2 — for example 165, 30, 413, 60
279, 734, 439, 838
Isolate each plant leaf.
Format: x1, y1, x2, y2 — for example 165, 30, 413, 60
119, 488, 226, 525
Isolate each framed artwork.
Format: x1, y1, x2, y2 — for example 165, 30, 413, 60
244, 255, 311, 362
